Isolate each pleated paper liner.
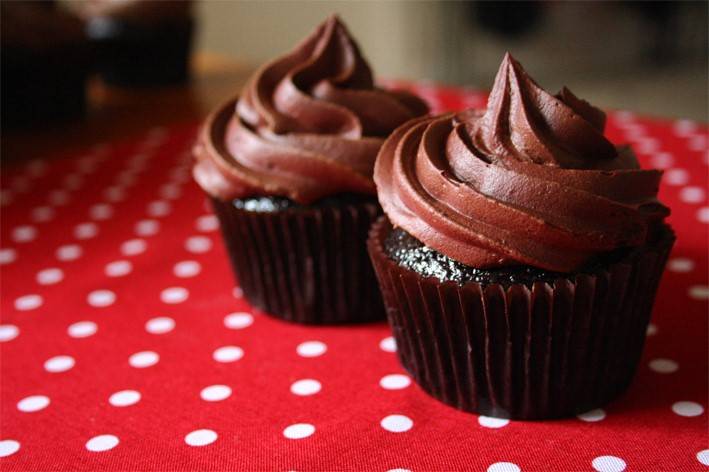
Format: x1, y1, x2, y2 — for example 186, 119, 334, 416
368, 217, 675, 420
212, 197, 385, 324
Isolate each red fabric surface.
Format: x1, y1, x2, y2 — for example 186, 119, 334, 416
1, 85, 707, 471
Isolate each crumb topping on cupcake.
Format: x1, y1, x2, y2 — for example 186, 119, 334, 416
374, 53, 669, 272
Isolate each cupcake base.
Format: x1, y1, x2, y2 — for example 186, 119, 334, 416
212, 196, 385, 325
368, 217, 675, 420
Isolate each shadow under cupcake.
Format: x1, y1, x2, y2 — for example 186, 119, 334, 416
368, 53, 674, 420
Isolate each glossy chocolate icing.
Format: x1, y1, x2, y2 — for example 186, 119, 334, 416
194, 15, 427, 204
375, 53, 669, 272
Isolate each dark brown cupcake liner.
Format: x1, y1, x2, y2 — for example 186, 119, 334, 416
211, 197, 385, 324
367, 216, 675, 420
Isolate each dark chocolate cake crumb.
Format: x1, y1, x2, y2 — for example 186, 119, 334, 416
384, 227, 627, 287
232, 193, 377, 213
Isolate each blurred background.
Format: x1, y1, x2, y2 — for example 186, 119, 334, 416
196, 0, 707, 120
2, 0, 707, 155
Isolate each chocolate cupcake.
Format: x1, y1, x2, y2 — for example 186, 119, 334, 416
368, 53, 674, 419
193, 15, 428, 324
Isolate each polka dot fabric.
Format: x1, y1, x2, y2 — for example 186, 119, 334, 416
0, 86, 707, 471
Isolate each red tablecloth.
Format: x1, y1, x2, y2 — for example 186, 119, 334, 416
1, 84, 707, 472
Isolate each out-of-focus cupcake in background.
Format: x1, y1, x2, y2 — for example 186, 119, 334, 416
1, 0, 91, 129
80, 0, 195, 87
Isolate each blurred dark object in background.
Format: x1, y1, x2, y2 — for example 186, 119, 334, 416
473, 1, 544, 39
82, 0, 195, 87
1, 1, 92, 130
624, 1, 679, 65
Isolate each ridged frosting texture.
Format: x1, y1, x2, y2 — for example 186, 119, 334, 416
375, 53, 669, 272
193, 15, 428, 204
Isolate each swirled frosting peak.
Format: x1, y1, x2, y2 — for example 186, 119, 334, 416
193, 14, 428, 204
375, 53, 669, 272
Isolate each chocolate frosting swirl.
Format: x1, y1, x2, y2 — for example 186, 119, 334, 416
193, 15, 428, 204
375, 53, 669, 272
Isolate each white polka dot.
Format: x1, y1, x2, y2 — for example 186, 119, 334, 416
14, 294, 42, 311
224, 312, 254, 330
160, 184, 181, 200
103, 186, 125, 202
63, 174, 82, 190
85, 435, 119, 452
680, 186, 705, 204
145, 317, 175, 334
185, 429, 217, 447
688, 134, 707, 151
233, 287, 243, 298
697, 449, 709, 466
646, 323, 658, 336
135, 219, 160, 236
283, 423, 315, 439
380, 374, 411, 390
674, 119, 697, 137
478, 416, 510, 428
689, 285, 709, 300
0, 325, 19, 342
380, 414, 413, 433
487, 463, 521, 472
56, 244, 82, 261
147, 200, 171, 217
672, 401, 704, 417
160, 287, 188, 304
109, 390, 141, 407
116, 171, 137, 186
77, 159, 98, 174
17, 395, 50, 412
0, 190, 12, 206
296, 341, 327, 358
36, 268, 63, 285
577, 408, 606, 422
89, 203, 113, 220
200, 385, 232, 402
74, 222, 98, 240
667, 257, 695, 273
44, 355, 75, 373
387, 469, 411, 472
0, 440, 20, 458
649, 358, 679, 374
649, 152, 673, 169
663, 168, 689, 186
697, 207, 709, 224
614, 110, 635, 122
174, 260, 201, 278
592, 455, 626, 472
213, 346, 244, 363
380, 336, 397, 352
12, 225, 37, 243
105, 260, 132, 277
26, 159, 47, 176
48, 189, 70, 206
128, 351, 159, 368
196, 215, 219, 232
121, 238, 147, 256
185, 236, 212, 253
88, 290, 116, 307
67, 321, 97, 338
636, 138, 660, 154
0, 248, 17, 265
31, 206, 55, 222
11, 176, 30, 192
291, 379, 322, 396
